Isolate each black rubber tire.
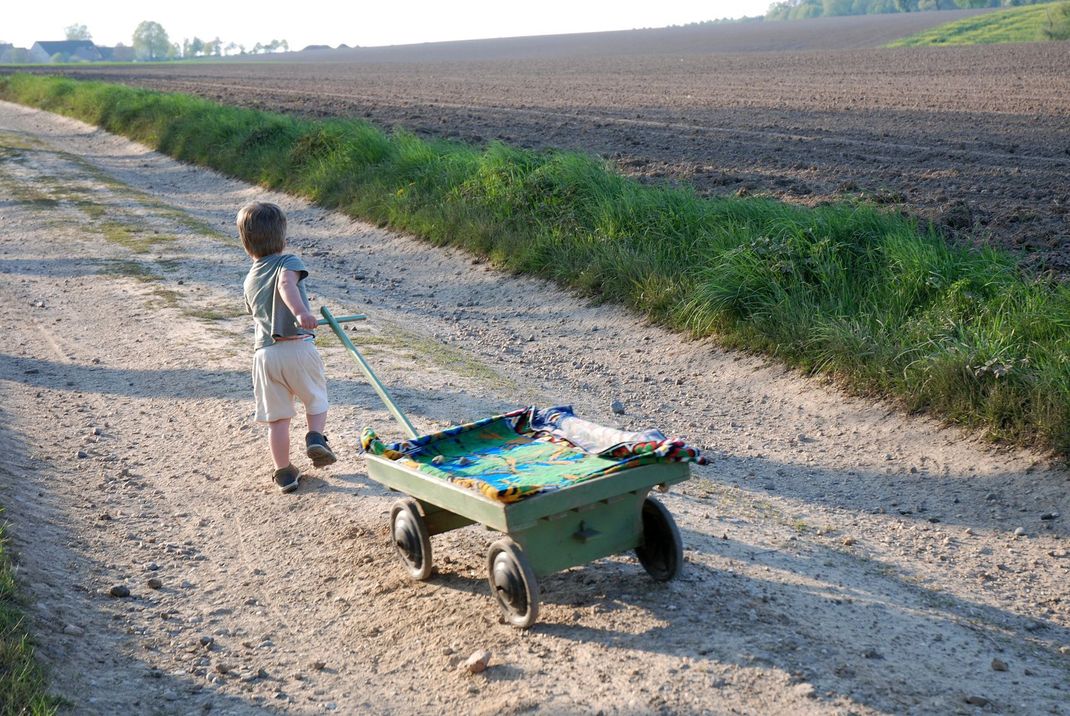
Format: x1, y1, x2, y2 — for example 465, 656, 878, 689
390, 499, 433, 581
486, 538, 540, 628
635, 497, 683, 582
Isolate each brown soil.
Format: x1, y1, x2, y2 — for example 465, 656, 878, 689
13, 15, 1070, 276
2, 100, 1070, 715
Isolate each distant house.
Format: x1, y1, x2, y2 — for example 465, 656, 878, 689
0, 44, 30, 64
29, 40, 103, 63
301, 44, 332, 52
97, 45, 136, 62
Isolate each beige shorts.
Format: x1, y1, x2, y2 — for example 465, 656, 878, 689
252, 340, 329, 422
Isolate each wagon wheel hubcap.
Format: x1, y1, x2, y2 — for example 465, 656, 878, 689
394, 514, 422, 567
492, 553, 527, 614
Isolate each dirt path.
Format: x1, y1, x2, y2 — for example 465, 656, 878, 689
0, 101, 1068, 715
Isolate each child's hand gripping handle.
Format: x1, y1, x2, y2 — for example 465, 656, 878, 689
294, 313, 368, 328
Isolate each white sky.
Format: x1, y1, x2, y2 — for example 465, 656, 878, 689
3, 1, 773, 50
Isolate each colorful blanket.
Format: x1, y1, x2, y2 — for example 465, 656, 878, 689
360, 406, 705, 503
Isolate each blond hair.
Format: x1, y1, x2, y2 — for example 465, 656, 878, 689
237, 201, 287, 258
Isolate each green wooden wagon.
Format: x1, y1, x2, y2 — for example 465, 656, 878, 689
322, 307, 701, 628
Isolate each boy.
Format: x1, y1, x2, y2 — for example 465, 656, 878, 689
239, 201, 336, 493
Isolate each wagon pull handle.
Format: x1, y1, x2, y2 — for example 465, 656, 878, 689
316, 313, 366, 326
320, 306, 419, 440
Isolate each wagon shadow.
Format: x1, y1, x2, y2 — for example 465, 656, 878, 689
525, 525, 1070, 713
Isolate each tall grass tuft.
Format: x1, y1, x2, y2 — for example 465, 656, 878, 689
2, 73, 1067, 455
0, 518, 58, 715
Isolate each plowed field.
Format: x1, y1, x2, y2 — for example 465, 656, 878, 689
21, 14, 1070, 274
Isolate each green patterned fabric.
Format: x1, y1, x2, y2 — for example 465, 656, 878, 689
360, 407, 703, 503
362, 414, 641, 502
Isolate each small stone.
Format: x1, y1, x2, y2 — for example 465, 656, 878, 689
991, 658, 1008, 672
985, 492, 997, 501
147, 577, 163, 590
964, 695, 990, 707
841, 536, 857, 546
611, 400, 625, 415
964, 528, 975, 536
63, 624, 85, 636
463, 650, 491, 674
1050, 549, 1069, 558
792, 682, 816, 699
1013, 527, 1027, 537
431, 455, 445, 466
200, 636, 214, 647
109, 585, 130, 598
146, 562, 160, 571
862, 648, 882, 660
1059, 646, 1070, 655
310, 660, 326, 671
76, 450, 88, 459
213, 663, 232, 675
1040, 512, 1059, 521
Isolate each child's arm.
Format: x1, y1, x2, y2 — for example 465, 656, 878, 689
279, 269, 317, 329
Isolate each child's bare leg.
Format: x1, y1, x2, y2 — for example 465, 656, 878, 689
307, 410, 327, 434
268, 418, 292, 469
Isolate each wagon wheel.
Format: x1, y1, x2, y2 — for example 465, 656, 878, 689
486, 538, 539, 629
635, 497, 683, 582
390, 499, 433, 581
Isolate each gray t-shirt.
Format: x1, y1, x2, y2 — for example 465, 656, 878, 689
243, 253, 314, 350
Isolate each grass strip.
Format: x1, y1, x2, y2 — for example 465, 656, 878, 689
1, 73, 1067, 455
0, 517, 57, 716
890, 2, 1067, 46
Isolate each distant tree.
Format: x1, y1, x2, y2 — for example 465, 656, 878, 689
64, 23, 91, 41
132, 21, 171, 61
251, 38, 289, 54
189, 37, 204, 56
204, 37, 222, 56
767, 0, 1053, 17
